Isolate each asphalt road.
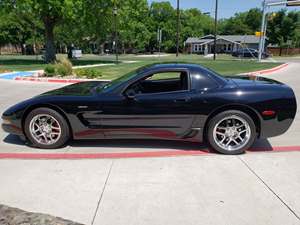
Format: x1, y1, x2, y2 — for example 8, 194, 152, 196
0, 61, 300, 225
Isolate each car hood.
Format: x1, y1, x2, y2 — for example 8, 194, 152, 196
227, 75, 283, 86
40, 81, 110, 96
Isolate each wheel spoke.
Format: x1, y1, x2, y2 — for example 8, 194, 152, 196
216, 131, 225, 136
225, 139, 232, 147
236, 136, 243, 142
232, 138, 239, 145
220, 136, 226, 144
239, 129, 247, 135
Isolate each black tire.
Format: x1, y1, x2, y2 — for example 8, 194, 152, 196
207, 110, 256, 155
24, 107, 70, 149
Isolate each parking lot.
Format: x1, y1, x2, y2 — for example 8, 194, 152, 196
0, 61, 300, 224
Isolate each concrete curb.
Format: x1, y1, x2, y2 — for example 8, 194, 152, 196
241, 63, 289, 75
0, 145, 299, 159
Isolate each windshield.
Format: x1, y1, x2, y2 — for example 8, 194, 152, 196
95, 69, 139, 93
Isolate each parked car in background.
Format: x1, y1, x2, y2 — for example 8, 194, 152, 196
232, 48, 270, 58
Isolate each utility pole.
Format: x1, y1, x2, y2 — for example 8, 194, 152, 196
258, 0, 267, 61
213, 0, 218, 60
113, 5, 119, 64
258, 0, 300, 62
176, 0, 180, 57
158, 28, 162, 60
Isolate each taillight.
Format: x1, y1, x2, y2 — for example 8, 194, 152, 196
262, 110, 276, 116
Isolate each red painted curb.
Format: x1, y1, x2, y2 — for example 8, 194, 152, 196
14, 77, 92, 83
246, 63, 289, 75
0, 146, 299, 159
0, 150, 208, 159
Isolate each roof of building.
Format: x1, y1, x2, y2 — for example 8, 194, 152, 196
185, 35, 261, 44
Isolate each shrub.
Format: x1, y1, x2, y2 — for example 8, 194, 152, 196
75, 68, 102, 79
55, 63, 69, 76
44, 64, 56, 77
43, 58, 73, 77
57, 57, 73, 76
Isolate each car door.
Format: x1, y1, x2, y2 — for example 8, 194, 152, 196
100, 69, 196, 139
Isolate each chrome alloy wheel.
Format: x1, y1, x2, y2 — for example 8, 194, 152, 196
213, 115, 251, 151
29, 114, 61, 145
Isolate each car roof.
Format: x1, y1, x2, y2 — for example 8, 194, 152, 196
138, 63, 206, 73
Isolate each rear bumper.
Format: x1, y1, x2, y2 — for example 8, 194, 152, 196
260, 89, 297, 138
260, 118, 294, 138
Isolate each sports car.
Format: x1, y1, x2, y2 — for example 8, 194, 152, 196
1, 63, 297, 154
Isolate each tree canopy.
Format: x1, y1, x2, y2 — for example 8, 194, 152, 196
0, 0, 299, 58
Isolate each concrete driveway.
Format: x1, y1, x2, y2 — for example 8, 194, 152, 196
0, 62, 299, 225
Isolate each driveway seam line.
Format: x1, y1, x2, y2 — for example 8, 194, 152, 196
91, 160, 114, 225
237, 156, 300, 221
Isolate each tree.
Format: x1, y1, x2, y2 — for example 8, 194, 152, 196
267, 10, 299, 55
181, 9, 214, 41
219, 8, 262, 35
148, 1, 177, 52
80, 0, 113, 54
118, 0, 150, 53
0, 6, 42, 55
245, 8, 262, 32
1, 0, 83, 62
220, 12, 252, 35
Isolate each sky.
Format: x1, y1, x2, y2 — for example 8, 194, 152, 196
148, 0, 300, 18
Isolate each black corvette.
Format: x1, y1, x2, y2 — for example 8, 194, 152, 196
1, 63, 297, 154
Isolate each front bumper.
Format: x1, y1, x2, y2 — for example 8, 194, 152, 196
1, 123, 23, 136
1, 115, 24, 137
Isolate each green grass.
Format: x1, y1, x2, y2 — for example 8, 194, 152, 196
78, 54, 281, 80
0, 54, 281, 79
0, 54, 114, 71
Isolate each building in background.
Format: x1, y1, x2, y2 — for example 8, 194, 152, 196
184, 34, 261, 54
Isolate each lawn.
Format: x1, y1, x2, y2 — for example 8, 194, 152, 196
0, 54, 281, 80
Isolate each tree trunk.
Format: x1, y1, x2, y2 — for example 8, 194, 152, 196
21, 44, 26, 55
279, 47, 282, 56
98, 42, 105, 55
44, 19, 56, 63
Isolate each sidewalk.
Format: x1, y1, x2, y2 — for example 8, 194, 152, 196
0, 152, 299, 225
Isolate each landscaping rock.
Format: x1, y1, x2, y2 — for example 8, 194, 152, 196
0, 204, 84, 225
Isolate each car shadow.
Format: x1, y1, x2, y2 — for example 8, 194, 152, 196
3, 134, 275, 154
248, 138, 274, 152
69, 139, 211, 152
3, 134, 26, 146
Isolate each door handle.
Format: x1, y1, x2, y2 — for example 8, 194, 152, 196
174, 98, 190, 103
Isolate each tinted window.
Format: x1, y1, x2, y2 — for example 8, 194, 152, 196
125, 71, 189, 96
191, 69, 219, 90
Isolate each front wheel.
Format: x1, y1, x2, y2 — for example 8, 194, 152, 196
24, 108, 70, 149
207, 110, 256, 155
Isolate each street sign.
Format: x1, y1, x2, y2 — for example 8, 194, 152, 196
287, 0, 300, 6
255, 31, 264, 37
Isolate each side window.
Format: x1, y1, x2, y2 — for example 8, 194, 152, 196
125, 71, 189, 95
147, 72, 182, 81
191, 70, 218, 90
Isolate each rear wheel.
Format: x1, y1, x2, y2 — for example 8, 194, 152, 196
207, 110, 256, 155
24, 108, 70, 149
